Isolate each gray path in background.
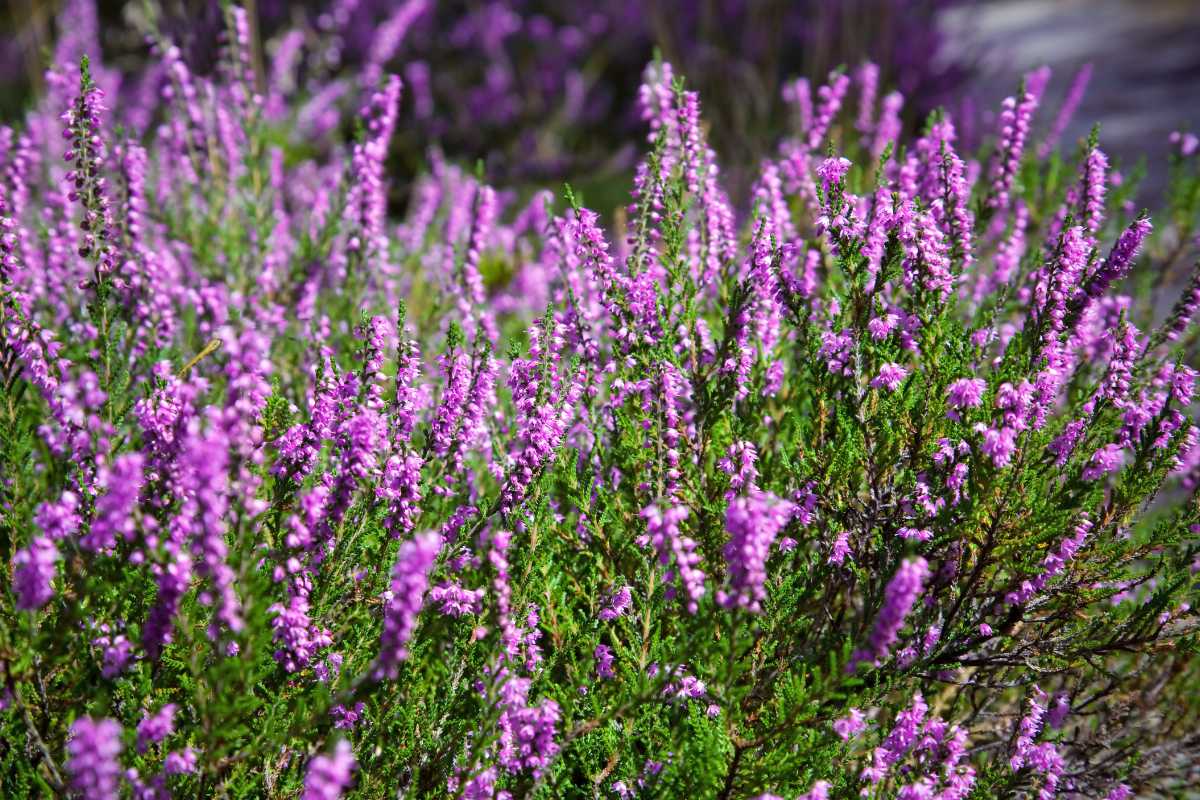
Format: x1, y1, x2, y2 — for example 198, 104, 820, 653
943, 0, 1200, 202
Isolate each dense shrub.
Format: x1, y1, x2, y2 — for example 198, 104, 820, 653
2, 4, 1200, 800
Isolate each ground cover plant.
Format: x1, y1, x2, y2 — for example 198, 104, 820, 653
2, 2, 1200, 799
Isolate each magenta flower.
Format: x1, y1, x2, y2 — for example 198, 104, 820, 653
66, 717, 123, 800
851, 558, 931, 670
946, 378, 986, 410
871, 363, 909, 392
378, 531, 441, 678
719, 491, 795, 613
137, 704, 177, 752
303, 740, 356, 800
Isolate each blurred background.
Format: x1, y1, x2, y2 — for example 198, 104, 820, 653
2, 0, 1198, 205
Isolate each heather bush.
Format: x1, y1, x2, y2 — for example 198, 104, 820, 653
2, 4, 1200, 800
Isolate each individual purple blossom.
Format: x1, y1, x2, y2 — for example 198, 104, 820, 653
834, 708, 868, 741
899, 200, 954, 298
163, 747, 198, 775
1006, 516, 1092, 606
303, 740, 356, 800
797, 781, 831, 800
81, 452, 144, 553
12, 535, 59, 611
180, 424, 243, 637
428, 582, 484, 617
718, 440, 759, 499
137, 704, 177, 752
1079, 143, 1108, 237
946, 378, 986, 411
719, 491, 795, 613
855, 62, 880, 136
1170, 130, 1199, 157
142, 549, 193, 661
861, 692, 928, 785
782, 77, 813, 135
1010, 687, 1047, 771
981, 425, 1019, 468
828, 530, 851, 565
67, 717, 123, 800
377, 531, 441, 677
1161, 261, 1200, 343
871, 362, 909, 392
816, 156, 852, 195
987, 89, 1038, 211
872, 91, 904, 158
1082, 443, 1124, 481
1104, 785, 1133, 800
96, 632, 133, 678
598, 585, 632, 622
868, 312, 899, 340
808, 70, 850, 150
381, 450, 424, 540
851, 558, 931, 670
1047, 694, 1070, 729
1085, 215, 1152, 300
594, 643, 615, 679
331, 702, 365, 730
348, 75, 401, 257
63, 57, 117, 282
496, 672, 561, 777
640, 502, 705, 613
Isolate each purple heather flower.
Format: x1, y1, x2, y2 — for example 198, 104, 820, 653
871, 362, 909, 392
137, 704, 177, 752
855, 62, 880, 136
82, 452, 144, 553
987, 89, 1038, 211
594, 643, 615, 679
378, 531, 441, 677
851, 558, 931, 670
946, 378, 986, 410
867, 312, 899, 340
598, 585, 632, 622
1047, 694, 1070, 730
1006, 516, 1092, 606
96, 633, 133, 678
981, 425, 1018, 468
640, 502, 705, 614
331, 702, 365, 730
862, 692, 928, 785
12, 535, 59, 611
67, 717, 123, 800
428, 582, 485, 617
719, 491, 795, 613
163, 746, 198, 775
782, 77, 813, 135
828, 530, 851, 565
816, 156, 852, 195
1010, 687, 1047, 771
1082, 443, 1124, 481
303, 740, 356, 800
808, 70, 850, 149
834, 708, 868, 741
496, 672, 561, 777
1086, 215, 1152, 300
798, 782, 831, 800
872, 91, 904, 158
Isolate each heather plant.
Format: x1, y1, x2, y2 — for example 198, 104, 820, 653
3, 5, 1200, 800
